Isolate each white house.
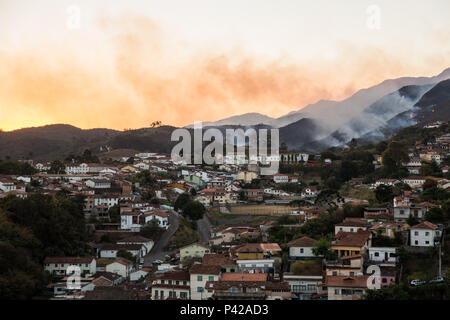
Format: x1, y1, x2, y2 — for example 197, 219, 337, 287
287, 236, 318, 260
0, 179, 16, 192
85, 179, 111, 189
374, 179, 400, 187
143, 211, 169, 229
105, 258, 133, 278
99, 243, 143, 261
393, 199, 427, 222
402, 176, 426, 188
117, 236, 154, 256
44, 257, 96, 276
273, 174, 289, 184
410, 221, 442, 247
368, 247, 397, 265
301, 186, 319, 197
65, 163, 89, 174
120, 212, 142, 231
151, 270, 191, 300
130, 268, 151, 281
283, 273, 323, 300
93, 194, 120, 208
236, 259, 275, 274
189, 264, 221, 300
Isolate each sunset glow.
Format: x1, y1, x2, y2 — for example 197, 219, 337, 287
0, 0, 449, 131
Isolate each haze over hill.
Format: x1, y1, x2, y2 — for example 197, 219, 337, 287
1, 68, 449, 160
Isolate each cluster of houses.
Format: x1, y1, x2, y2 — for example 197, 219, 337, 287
5, 122, 449, 300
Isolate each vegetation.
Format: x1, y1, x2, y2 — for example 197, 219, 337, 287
0, 194, 89, 299
140, 220, 164, 241
168, 217, 199, 248
363, 282, 450, 300
0, 160, 37, 175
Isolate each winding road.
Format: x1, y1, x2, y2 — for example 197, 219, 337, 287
196, 214, 212, 245
143, 211, 179, 267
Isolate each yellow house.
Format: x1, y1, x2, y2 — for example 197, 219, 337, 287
180, 243, 210, 261
120, 165, 137, 173
233, 243, 282, 260
331, 231, 372, 257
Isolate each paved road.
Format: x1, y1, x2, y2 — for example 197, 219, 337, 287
143, 211, 179, 267
197, 214, 212, 245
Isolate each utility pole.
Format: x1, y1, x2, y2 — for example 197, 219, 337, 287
438, 243, 442, 277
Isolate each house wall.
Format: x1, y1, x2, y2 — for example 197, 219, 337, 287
44, 260, 96, 276
334, 226, 365, 234
368, 247, 397, 263
289, 246, 315, 259
410, 229, 437, 247
180, 244, 210, 261
328, 286, 366, 300
106, 262, 130, 278
190, 273, 219, 300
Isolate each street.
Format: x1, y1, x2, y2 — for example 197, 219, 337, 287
143, 211, 179, 267
196, 213, 212, 245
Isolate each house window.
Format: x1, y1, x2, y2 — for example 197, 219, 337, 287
300, 248, 304, 254
180, 292, 187, 299
332, 271, 337, 276
350, 228, 354, 232
425, 232, 430, 236
334, 289, 340, 295
350, 272, 355, 276
425, 241, 429, 244
208, 276, 214, 281
414, 231, 419, 236
374, 252, 379, 257
415, 240, 418, 245
197, 287, 204, 292
197, 275, 203, 281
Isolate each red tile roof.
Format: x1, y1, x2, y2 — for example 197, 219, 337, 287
221, 273, 267, 282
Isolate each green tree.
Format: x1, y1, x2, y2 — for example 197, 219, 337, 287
407, 215, 419, 227
117, 249, 135, 263
49, 160, 65, 174
382, 141, 408, 174
140, 220, 163, 240
425, 207, 445, 223
174, 193, 191, 212
375, 184, 394, 203
312, 238, 336, 260
182, 201, 206, 221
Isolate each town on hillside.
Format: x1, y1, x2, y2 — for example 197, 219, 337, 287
1, 121, 450, 300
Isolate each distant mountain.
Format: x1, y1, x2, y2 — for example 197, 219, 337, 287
288, 67, 450, 131
279, 118, 327, 150
0, 124, 177, 161
340, 79, 450, 143
2, 68, 450, 159
358, 78, 450, 144
0, 125, 120, 160
185, 67, 450, 132
309, 83, 434, 149
185, 111, 307, 128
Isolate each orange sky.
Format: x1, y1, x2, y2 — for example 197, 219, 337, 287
0, 0, 449, 131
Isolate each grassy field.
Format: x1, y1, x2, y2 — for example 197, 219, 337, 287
229, 204, 294, 216
207, 209, 272, 227
339, 184, 376, 201
168, 217, 200, 248
399, 248, 439, 282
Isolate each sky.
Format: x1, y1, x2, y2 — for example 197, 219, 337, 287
0, 0, 449, 131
